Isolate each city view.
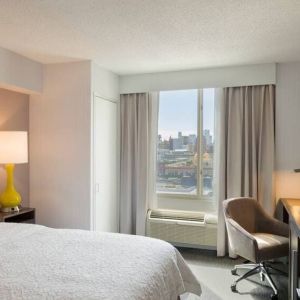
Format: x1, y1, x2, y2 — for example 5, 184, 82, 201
156, 89, 214, 197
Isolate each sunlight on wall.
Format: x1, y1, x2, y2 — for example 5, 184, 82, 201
276, 171, 300, 201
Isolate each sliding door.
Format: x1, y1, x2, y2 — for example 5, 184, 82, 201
93, 96, 118, 232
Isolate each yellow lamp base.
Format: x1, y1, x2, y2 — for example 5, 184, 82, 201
0, 164, 21, 212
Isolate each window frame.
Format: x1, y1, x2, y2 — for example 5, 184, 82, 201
156, 89, 213, 201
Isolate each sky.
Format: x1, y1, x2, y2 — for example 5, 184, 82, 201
158, 88, 215, 140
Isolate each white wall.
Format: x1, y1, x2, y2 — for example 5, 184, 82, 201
0, 47, 42, 94
29, 61, 120, 230
275, 62, 300, 200
30, 61, 92, 229
120, 63, 276, 93
92, 63, 119, 100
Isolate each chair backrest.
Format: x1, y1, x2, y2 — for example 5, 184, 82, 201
223, 197, 260, 233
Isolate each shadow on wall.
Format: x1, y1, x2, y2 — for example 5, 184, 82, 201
0, 88, 29, 207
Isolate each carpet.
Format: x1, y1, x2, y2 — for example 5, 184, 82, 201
179, 248, 288, 300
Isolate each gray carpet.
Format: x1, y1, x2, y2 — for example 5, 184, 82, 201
179, 248, 288, 300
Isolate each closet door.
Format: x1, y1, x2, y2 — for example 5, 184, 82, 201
93, 96, 118, 232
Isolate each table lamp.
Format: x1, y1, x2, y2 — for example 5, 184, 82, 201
0, 131, 28, 212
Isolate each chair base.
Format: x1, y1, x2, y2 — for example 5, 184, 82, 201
231, 262, 286, 299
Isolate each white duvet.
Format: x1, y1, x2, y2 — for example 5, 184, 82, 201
0, 223, 201, 300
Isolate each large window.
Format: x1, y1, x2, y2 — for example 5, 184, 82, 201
156, 89, 215, 199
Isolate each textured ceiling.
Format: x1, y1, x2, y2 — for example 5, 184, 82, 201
0, 0, 300, 75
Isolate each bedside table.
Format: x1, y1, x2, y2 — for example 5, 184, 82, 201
0, 207, 35, 224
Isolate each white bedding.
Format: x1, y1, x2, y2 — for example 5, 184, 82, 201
0, 223, 201, 300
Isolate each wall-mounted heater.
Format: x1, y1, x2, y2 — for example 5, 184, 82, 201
146, 209, 217, 249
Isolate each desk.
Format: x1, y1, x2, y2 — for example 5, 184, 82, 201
281, 198, 300, 300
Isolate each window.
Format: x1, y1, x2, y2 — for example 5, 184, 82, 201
156, 89, 215, 199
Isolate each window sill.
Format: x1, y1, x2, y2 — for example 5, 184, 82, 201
157, 193, 214, 202
157, 194, 217, 214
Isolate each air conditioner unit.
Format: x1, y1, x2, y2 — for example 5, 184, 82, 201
146, 209, 217, 249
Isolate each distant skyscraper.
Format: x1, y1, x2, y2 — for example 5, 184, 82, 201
203, 129, 213, 151
188, 134, 197, 145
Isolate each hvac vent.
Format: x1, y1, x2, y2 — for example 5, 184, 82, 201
149, 209, 205, 223
147, 209, 217, 249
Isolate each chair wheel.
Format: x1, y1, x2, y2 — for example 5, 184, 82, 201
271, 294, 278, 300
231, 284, 237, 292
231, 268, 237, 275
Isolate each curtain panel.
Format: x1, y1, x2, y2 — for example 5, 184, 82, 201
120, 92, 158, 235
216, 84, 275, 256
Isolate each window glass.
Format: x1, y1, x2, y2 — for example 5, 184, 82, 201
202, 89, 214, 197
157, 90, 198, 195
156, 88, 215, 199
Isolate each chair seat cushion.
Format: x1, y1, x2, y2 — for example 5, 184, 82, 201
253, 233, 289, 262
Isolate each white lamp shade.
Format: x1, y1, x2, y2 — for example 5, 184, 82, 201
0, 131, 28, 164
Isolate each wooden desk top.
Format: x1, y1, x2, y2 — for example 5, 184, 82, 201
281, 198, 300, 235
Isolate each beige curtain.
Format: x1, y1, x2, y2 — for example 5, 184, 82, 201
120, 92, 159, 235
216, 85, 275, 256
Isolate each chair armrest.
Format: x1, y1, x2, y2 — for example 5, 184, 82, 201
226, 218, 258, 262
257, 213, 289, 237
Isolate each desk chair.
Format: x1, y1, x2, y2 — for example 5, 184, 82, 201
223, 197, 289, 300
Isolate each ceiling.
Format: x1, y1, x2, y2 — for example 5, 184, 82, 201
1, 0, 300, 75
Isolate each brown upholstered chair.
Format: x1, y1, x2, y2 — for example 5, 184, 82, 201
223, 197, 289, 300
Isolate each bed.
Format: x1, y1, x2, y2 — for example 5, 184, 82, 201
0, 223, 201, 300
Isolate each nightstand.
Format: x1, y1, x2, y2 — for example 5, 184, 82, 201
0, 207, 35, 224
